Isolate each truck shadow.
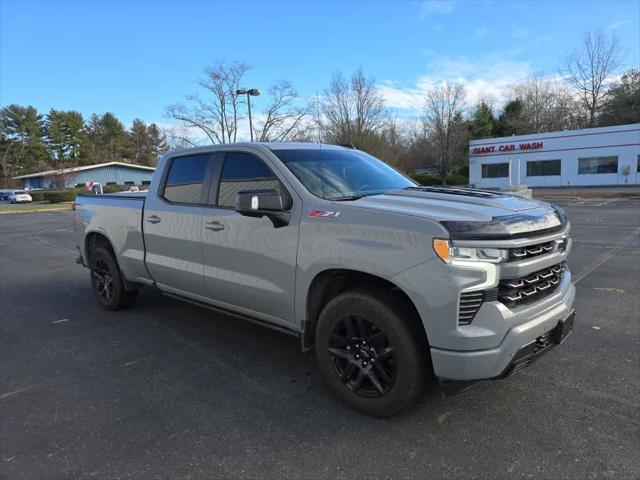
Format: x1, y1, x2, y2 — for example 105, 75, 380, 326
131, 287, 453, 422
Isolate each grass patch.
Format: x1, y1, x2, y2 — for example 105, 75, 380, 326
0, 202, 73, 214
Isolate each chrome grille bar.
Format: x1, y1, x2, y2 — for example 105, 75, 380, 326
498, 262, 566, 308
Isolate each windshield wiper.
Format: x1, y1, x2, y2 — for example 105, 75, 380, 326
328, 190, 389, 201
327, 194, 367, 201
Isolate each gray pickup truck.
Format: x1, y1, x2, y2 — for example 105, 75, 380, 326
74, 143, 575, 416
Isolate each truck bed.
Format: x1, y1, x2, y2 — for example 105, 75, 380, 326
75, 194, 152, 285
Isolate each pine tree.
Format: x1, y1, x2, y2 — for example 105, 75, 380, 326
599, 69, 640, 126
470, 102, 498, 139
45, 109, 86, 169
0, 105, 50, 177
147, 123, 168, 166
497, 99, 526, 136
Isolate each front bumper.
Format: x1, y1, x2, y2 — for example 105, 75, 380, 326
430, 274, 576, 381
499, 310, 575, 378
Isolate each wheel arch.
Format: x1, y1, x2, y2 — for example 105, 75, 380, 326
301, 268, 429, 351
84, 230, 138, 291
85, 230, 116, 264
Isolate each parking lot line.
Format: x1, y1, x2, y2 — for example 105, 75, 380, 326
573, 226, 640, 284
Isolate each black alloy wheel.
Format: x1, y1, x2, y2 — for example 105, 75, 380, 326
315, 288, 429, 417
89, 245, 137, 310
92, 257, 114, 303
328, 315, 397, 398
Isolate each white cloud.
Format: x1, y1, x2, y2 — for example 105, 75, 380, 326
377, 53, 534, 113
609, 20, 632, 30
474, 27, 489, 38
419, 0, 455, 18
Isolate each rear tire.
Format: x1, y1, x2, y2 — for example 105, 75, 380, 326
89, 246, 137, 310
315, 287, 428, 417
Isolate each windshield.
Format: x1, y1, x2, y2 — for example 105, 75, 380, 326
13, 191, 26, 195
271, 148, 415, 200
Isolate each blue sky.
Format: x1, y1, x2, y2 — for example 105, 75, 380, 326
1, 0, 638, 129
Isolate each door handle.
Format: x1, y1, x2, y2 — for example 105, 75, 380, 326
205, 221, 225, 231
146, 215, 161, 224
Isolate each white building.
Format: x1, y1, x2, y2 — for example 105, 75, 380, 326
469, 123, 640, 189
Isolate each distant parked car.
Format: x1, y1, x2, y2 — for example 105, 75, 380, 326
9, 190, 33, 204
0, 190, 12, 201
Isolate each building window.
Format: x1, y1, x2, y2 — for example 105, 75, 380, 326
527, 160, 561, 176
637, 155, 640, 173
217, 152, 281, 207
481, 163, 509, 178
142, 180, 151, 185
124, 181, 134, 185
578, 156, 618, 174
106, 182, 116, 186
162, 154, 210, 204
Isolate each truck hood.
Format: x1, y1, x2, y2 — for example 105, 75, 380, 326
340, 187, 565, 239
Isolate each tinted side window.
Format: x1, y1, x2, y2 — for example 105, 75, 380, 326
481, 163, 509, 178
217, 152, 281, 207
163, 154, 210, 204
578, 156, 618, 174
527, 160, 561, 176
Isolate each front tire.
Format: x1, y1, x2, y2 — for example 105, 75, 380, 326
89, 246, 137, 310
315, 288, 428, 417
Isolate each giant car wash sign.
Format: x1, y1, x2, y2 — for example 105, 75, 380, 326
472, 141, 543, 155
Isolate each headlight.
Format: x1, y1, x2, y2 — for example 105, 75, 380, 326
433, 238, 507, 264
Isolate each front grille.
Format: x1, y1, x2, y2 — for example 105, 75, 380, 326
498, 262, 566, 309
509, 241, 555, 261
458, 291, 484, 325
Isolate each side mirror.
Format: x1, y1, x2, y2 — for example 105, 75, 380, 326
235, 189, 291, 227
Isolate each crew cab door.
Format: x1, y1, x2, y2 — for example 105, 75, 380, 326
143, 152, 219, 297
201, 149, 299, 327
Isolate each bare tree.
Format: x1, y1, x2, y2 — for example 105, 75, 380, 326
378, 115, 405, 168
423, 82, 467, 182
166, 61, 249, 144
255, 81, 312, 142
564, 30, 622, 127
322, 68, 386, 149
510, 74, 579, 133
163, 125, 200, 150
401, 118, 436, 173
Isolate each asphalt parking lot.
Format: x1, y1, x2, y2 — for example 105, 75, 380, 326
1, 199, 639, 479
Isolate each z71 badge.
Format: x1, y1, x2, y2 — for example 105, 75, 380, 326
308, 210, 341, 219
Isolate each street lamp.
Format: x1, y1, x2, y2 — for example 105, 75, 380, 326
236, 88, 260, 141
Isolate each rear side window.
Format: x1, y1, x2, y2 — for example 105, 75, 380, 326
163, 154, 210, 204
217, 152, 281, 207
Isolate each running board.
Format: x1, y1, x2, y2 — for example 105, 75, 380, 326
162, 292, 301, 338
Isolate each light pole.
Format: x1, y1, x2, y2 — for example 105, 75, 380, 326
236, 88, 260, 141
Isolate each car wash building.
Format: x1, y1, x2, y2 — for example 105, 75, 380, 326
469, 123, 640, 189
